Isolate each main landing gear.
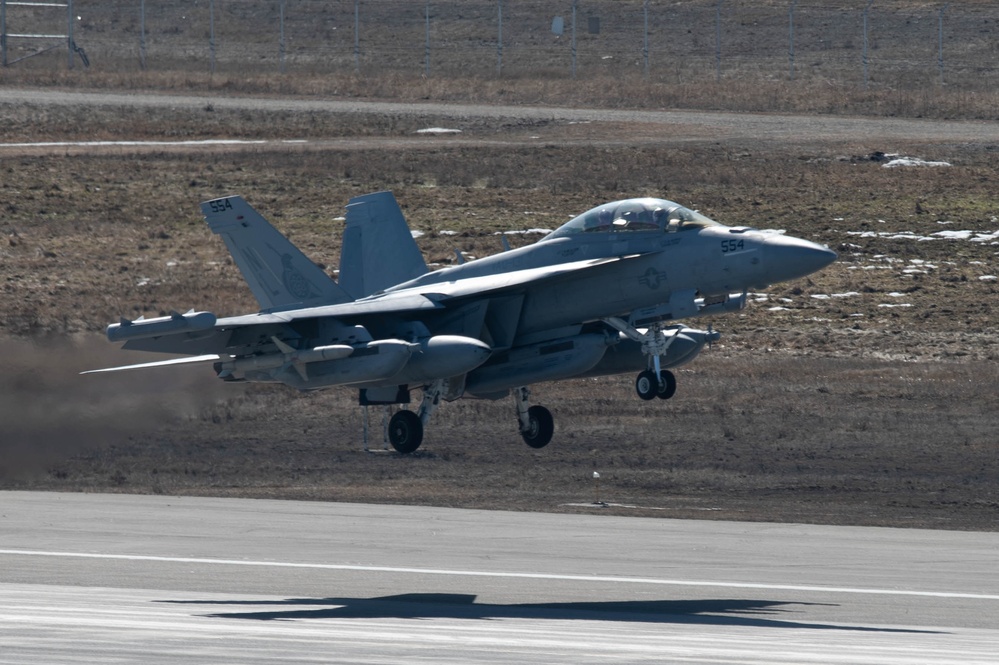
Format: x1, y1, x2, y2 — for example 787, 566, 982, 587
387, 410, 423, 454
386, 378, 446, 454
386, 381, 555, 453
514, 386, 554, 449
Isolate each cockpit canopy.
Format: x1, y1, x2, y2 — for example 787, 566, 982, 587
544, 197, 721, 240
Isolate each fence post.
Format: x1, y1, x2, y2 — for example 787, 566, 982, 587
496, 0, 502, 75
209, 0, 215, 74
139, 0, 146, 70
788, 0, 797, 80
715, 0, 723, 82
938, 3, 949, 86
643, 0, 649, 78
571, 0, 576, 79
279, 0, 286, 74
863, 0, 873, 89
66, 0, 72, 69
424, 1, 430, 77
354, 0, 359, 73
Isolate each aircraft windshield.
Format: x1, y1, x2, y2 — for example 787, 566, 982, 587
544, 198, 721, 240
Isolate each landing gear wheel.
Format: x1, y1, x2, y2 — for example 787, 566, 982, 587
388, 410, 423, 454
521, 405, 554, 449
635, 370, 659, 401
656, 370, 677, 400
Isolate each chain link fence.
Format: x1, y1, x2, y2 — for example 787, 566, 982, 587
4, 1, 998, 90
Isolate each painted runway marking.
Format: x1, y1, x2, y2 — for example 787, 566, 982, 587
3, 549, 998, 601
0, 139, 303, 148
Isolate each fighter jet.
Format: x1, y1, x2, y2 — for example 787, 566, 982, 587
85, 192, 835, 453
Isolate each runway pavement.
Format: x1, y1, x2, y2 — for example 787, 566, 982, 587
1, 491, 996, 664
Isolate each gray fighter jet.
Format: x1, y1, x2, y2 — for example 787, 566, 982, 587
85, 192, 835, 453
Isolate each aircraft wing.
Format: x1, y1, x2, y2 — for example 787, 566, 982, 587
93, 252, 657, 366
210, 253, 655, 329
385, 254, 647, 301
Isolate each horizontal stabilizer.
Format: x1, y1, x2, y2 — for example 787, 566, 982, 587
81, 354, 221, 375
202, 195, 352, 311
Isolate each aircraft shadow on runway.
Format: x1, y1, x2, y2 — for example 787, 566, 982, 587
159, 594, 940, 634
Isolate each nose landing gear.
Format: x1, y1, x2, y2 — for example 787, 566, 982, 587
604, 317, 683, 403
636, 368, 677, 401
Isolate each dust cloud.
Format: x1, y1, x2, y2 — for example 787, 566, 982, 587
0, 335, 235, 480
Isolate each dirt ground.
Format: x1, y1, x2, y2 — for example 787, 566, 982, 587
1, 87, 997, 531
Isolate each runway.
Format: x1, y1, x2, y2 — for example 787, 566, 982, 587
1, 492, 996, 663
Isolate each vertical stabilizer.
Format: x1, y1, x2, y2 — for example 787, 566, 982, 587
202, 196, 352, 311
340, 191, 429, 298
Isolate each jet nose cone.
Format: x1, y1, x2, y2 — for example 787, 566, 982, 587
763, 234, 837, 284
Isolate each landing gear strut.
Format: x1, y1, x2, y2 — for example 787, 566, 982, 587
514, 386, 554, 448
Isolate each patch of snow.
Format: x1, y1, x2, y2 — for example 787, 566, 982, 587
847, 229, 999, 243
410, 230, 425, 238
979, 275, 998, 281
934, 230, 999, 243
415, 127, 462, 134
878, 303, 912, 308
811, 292, 858, 300
438, 230, 458, 236
882, 157, 951, 168
933, 230, 973, 240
